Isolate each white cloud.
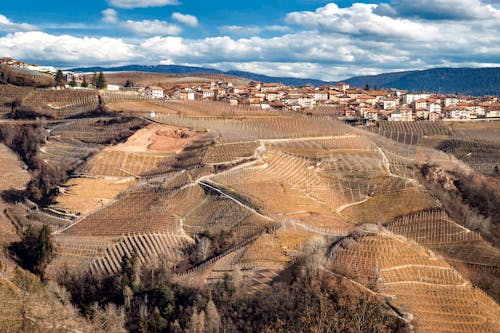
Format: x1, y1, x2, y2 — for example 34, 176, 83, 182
218, 25, 291, 36
286, 3, 440, 41
219, 25, 262, 35
0, 31, 138, 66
376, 0, 499, 20
108, 0, 179, 9
122, 19, 182, 35
101, 9, 118, 23
172, 12, 198, 27
0, 14, 37, 32
1, 2, 499, 81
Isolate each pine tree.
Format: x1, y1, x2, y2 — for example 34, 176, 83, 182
55, 70, 64, 86
96, 71, 107, 89
31, 225, 53, 273
81, 77, 88, 88
205, 298, 221, 333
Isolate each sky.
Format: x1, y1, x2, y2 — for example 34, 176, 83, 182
0, 0, 499, 80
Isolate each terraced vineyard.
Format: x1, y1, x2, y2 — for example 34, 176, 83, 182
21, 89, 100, 118
369, 120, 452, 145
328, 232, 500, 333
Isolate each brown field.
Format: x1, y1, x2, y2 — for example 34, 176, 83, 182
0, 144, 30, 191
52, 177, 136, 215
447, 120, 500, 132
0, 144, 31, 244
105, 123, 203, 153
106, 100, 178, 114
340, 187, 438, 224
329, 232, 500, 333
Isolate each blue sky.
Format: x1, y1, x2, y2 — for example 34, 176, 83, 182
1, 0, 499, 80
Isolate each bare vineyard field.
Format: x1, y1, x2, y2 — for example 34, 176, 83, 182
82, 151, 171, 177
153, 100, 281, 117
0, 85, 34, 115
437, 139, 500, 175
362, 120, 500, 176
328, 232, 500, 333
368, 120, 452, 145
340, 187, 438, 224
63, 189, 181, 236
151, 113, 350, 142
0, 144, 31, 243
52, 177, 136, 215
0, 144, 31, 191
388, 210, 500, 265
48, 117, 148, 144
203, 141, 258, 164
22, 89, 100, 118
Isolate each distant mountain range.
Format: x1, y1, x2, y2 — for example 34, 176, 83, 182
69, 65, 500, 96
344, 67, 500, 96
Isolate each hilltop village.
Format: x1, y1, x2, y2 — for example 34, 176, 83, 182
2, 57, 499, 123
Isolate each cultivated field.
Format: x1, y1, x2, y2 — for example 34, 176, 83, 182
328, 232, 500, 333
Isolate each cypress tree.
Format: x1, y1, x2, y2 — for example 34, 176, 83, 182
35, 225, 53, 272
96, 71, 107, 89
55, 70, 64, 86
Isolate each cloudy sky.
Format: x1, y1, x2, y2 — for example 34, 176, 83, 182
1, 0, 499, 80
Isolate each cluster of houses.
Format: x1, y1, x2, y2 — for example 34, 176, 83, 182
0, 57, 56, 74
153, 80, 500, 122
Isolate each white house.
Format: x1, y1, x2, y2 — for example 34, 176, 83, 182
382, 99, 399, 110
429, 103, 442, 114
403, 93, 430, 105
313, 91, 329, 101
297, 96, 316, 108
449, 109, 471, 119
144, 86, 164, 99
444, 97, 459, 107
389, 109, 412, 121
106, 84, 120, 91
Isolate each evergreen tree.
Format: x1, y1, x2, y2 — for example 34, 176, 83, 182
91, 70, 98, 87
34, 225, 53, 273
121, 252, 139, 291
55, 70, 64, 86
69, 78, 77, 87
205, 298, 221, 333
364, 83, 370, 91
81, 77, 88, 88
96, 71, 107, 89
